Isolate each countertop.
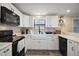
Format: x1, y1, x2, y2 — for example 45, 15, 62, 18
18, 34, 59, 40
0, 42, 12, 51
59, 34, 79, 43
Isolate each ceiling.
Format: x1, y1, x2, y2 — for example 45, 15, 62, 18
13, 3, 79, 16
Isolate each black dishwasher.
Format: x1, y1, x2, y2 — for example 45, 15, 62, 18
59, 36, 67, 56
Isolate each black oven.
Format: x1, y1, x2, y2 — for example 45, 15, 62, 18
0, 30, 25, 56
0, 6, 20, 25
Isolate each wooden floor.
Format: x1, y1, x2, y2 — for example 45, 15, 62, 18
26, 50, 62, 56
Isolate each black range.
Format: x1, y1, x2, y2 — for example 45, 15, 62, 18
0, 30, 25, 56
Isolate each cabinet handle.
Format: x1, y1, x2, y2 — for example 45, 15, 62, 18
11, 8, 14, 12
72, 47, 74, 51
69, 41, 72, 44
3, 49, 9, 53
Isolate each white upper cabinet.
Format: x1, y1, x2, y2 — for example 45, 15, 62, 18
29, 16, 34, 27
19, 13, 24, 27
46, 16, 58, 27
22, 14, 30, 27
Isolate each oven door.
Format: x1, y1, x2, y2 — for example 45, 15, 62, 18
17, 39, 25, 53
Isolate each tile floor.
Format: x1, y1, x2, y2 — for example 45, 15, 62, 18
26, 50, 62, 56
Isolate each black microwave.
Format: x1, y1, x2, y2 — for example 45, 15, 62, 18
0, 6, 20, 26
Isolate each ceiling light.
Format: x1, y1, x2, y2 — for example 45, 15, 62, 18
66, 10, 71, 13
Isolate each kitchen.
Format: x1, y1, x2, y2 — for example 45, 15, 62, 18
0, 3, 79, 56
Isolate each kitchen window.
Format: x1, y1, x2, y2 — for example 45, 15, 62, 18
34, 19, 45, 34
72, 18, 79, 33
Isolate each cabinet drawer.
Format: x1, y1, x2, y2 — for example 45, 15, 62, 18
0, 45, 12, 56
67, 40, 75, 46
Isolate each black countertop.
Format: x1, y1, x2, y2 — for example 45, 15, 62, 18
12, 36, 25, 42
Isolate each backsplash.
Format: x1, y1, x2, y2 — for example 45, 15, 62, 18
29, 27, 61, 34
0, 24, 21, 35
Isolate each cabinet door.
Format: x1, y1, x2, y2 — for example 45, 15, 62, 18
75, 43, 79, 56
0, 45, 12, 56
30, 40, 48, 50
5, 45, 12, 56
23, 15, 30, 27
25, 37, 27, 53
46, 16, 58, 27
29, 16, 34, 27
67, 40, 76, 56
52, 16, 58, 27
30, 40, 40, 49
27, 35, 32, 49
39, 40, 48, 50
67, 45, 75, 56
47, 39, 57, 50
19, 13, 23, 27
46, 16, 52, 27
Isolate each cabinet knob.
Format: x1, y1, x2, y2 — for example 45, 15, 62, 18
69, 41, 72, 44
72, 47, 74, 51
3, 49, 9, 53
11, 8, 14, 12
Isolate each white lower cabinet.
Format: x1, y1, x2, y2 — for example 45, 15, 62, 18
47, 38, 59, 50
67, 40, 76, 56
25, 35, 31, 53
40, 40, 48, 49
30, 40, 41, 49
27, 35, 59, 50
0, 45, 12, 56
26, 35, 32, 49
31, 40, 48, 50
75, 43, 79, 56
